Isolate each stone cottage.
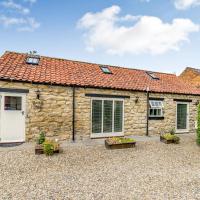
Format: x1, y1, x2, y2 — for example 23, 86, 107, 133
0, 51, 199, 143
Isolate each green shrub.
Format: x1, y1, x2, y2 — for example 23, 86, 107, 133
43, 141, 54, 156
107, 137, 135, 144
197, 104, 200, 145
37, 132, 45, 144
42, 140, 60, 156
162, 133, 180, 144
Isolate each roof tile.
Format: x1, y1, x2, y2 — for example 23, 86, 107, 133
0, 51, 199, 95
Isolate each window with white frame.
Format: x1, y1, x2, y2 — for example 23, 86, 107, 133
149, 100, 163, 117
92, 99, 123, 134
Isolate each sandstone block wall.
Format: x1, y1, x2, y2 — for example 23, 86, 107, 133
0, 81, 73, 141
0, 81, 198, 141
75, 88, 199, 139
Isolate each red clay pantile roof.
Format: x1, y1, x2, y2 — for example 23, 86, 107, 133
180, 67, 200, 88
0, 51, 199, 95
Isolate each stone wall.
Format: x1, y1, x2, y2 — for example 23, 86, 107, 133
148, 93, 198, 135
0, 80, 199, 141
0, 81, 73, 141
75, 88, 199, 139
74, 88, 147, 138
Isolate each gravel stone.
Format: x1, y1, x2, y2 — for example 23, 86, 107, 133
1, 134, 200, 200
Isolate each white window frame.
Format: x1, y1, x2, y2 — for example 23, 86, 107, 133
149, 100, 164, 118
176, 102, 189, 133
90, 98, 124, 138
26, 57, 39, 65
100, 66, 112, 74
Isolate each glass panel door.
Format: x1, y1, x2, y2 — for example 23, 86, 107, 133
177, 103, 188, 130
91, 99, 124, 136
114, 101, 123, 132
103, 100, 113, 133
92, 100, 102, 133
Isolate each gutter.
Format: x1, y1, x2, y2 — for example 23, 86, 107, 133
146, 87, 150, 136
0, 78, 199, 96
72, 86, 76, 141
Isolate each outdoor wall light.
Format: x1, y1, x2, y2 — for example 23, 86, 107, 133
135, 96, 139, 103
195, 100, 200, 106
36, 89, 41, 100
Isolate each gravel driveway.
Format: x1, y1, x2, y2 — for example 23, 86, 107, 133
1, 134, 200, 200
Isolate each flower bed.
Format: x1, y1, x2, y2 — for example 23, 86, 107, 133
105, 137, 136, 149
160, 133, 180, 144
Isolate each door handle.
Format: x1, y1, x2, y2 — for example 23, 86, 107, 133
22, 111, 25, 115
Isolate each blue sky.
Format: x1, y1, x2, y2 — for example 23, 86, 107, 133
0, 0, 200, 74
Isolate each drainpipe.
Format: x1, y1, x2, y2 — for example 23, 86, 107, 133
146, 87, 150, 136
72, 86, 75, 141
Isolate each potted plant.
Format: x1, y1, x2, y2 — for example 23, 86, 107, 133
43, 140, 60, 156
105, 137, 136, 149
35, 132, 46, 154
160, 133, 180, 144
35, 132, 60, 155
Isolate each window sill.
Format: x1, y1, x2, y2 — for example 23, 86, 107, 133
90, 132, 124, 139
148, 117, 164, 120
175, 130, 189, 134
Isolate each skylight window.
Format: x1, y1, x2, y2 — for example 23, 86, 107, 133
100, 66, 112, 74
146, 71, 159, 80
26, 57, 40, 65
26, 51, 40, 65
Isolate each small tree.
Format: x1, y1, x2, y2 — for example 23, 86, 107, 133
197, 104, 200, 145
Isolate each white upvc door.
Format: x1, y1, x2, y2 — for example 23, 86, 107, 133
176, 102, 189, 133
90, 98, 124, 138
0, 93, 26, 143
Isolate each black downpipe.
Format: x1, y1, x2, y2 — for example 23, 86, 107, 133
72, 86, 75, 141
146, 88, 149, 136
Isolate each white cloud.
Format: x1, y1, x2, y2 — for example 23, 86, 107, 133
1, 0, 30, 15
78, 5, 199, 55
24, 0, 37, 4
17, 17, 40, 31
0, 0, 40, 31
0, 15, 26, 26
0, 15, 40, 31
174, 0, 200, 9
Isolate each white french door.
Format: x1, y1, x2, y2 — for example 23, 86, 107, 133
91, 98, 124, 138
0, 93, 26, 143
176, 102, 189, 133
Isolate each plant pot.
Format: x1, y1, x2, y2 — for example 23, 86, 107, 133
35, 144, 60, 155
105, 140, 136, 150
160, 136, 179, 144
